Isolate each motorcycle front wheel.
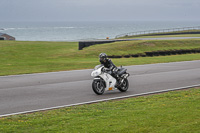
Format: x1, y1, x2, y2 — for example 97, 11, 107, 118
92, 80, 105, 95
118, 78, 129, 92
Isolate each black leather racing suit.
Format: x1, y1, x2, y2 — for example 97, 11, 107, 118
100, 59, 118, 79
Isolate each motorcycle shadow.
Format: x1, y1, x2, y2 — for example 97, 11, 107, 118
95, 90, 129, 96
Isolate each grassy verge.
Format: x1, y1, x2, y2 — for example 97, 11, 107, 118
0, 39, 200, 76
0, 88, 199, 132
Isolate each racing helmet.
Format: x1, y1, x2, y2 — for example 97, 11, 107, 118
99, 53, 107, 62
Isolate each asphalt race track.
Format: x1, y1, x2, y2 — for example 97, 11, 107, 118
0, 60, 200, 117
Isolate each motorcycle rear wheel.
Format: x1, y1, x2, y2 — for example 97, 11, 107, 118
118, 78, 129, 92
92, 80, 105, 95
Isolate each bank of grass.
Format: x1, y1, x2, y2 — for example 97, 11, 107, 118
0, 39, 200, 76
0, 88, 199, 132
78, 39, 200, 56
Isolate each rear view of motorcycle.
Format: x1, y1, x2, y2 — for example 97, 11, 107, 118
91, 64, 130, 95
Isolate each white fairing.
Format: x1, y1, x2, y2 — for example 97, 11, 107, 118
91, 65, 117, 91
101, 73, 117, 91
91, 66, 102, 77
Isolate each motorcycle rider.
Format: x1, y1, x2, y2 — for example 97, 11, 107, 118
99, 53, 119, 80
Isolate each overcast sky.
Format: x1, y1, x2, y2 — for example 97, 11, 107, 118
1, 0, 200, 21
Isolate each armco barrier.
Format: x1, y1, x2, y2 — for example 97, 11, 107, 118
115, 26, 200, 38
78, 39, 133, 50
79, 40, 116, 50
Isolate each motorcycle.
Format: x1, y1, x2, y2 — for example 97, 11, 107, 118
91, 64, 130, 95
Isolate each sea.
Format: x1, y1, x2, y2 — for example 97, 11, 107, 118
0, 21, 200, 41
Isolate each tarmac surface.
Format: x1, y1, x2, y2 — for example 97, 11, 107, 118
0, 60, 200, 116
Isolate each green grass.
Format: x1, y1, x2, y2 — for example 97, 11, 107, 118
0, 39, 200, 76
0, 41, 79, 75
0, 88, 199, 132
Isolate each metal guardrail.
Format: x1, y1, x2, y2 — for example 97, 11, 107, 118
115, 26, 200, 38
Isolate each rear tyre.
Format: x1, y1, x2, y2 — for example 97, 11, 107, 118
118, 78, 129, 92
92, 80, 105, 95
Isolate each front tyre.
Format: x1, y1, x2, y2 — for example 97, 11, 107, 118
92, 80, 105, 95
118, 78, 129, 92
